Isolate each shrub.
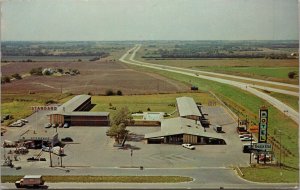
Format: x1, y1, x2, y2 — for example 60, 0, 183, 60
147, 107, 151, 111
105, 89, 115, 96
30, 67, 43, 75
116, 90, 123, 96
1, 76, 11, 83
288, 71, 297, 79
57, 68, 64, 74
11, 73, 22, 80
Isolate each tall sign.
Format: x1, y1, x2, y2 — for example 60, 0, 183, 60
258, 107, 268, 143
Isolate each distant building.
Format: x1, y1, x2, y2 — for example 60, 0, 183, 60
48, 95, 110, 126
19, 130, 59, 148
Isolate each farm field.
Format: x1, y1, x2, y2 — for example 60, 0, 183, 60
1, 60, 189, 95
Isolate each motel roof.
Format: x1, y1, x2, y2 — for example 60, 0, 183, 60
176, 97, 202, 117
56, 95, 91, 113
63, 112, 110, 116
20, 130, 57, 140
145, 117, 223, 140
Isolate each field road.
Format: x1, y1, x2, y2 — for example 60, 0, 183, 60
1, 167, 298, 189
119, 45, 299, 124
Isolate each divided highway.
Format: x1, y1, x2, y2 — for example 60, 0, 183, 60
120, 45, 299, 124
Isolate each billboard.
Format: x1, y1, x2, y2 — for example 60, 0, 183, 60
258, 108, 268, 143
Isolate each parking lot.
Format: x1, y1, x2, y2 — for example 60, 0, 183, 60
1, 105, 250, 170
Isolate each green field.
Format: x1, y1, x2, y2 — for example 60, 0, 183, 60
60, 92, 218, 118
263, 92, 299, 112
1, 93, 70, 126
195, 66, 299, 79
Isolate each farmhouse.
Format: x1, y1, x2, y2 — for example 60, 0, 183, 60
145, 117, 225, 144
48, 95, 110, 126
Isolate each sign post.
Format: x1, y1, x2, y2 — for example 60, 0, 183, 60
258, 107, 268, 143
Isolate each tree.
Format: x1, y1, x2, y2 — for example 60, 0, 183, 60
106, 107, 133, 143
288, 71, 297, 79
11, 73, 22, 80
105, 89, 115, 96
57, 68, 64, 74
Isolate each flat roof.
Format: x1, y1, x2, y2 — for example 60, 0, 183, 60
145, 117, 223, 140
56, 95, 91, 113
176, 97, 202, 117
24, 175, 42, 179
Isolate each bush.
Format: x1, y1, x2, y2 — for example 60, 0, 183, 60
43, 70, 51, 75
288, 71, 297, 79
30, 67, 43, 75
1, 76, 11, 84
57, 68, 64, 74
11, 73, 22, 80
105, 89, 115, 96
147, 107, 151, 111
116, 90, 123, 96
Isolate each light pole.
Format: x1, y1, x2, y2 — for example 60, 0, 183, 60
279, 130, 282, 168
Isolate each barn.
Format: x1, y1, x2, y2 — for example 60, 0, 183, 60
48, 95, 110, 126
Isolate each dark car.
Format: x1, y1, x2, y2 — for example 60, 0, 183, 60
61, 137, 73, 142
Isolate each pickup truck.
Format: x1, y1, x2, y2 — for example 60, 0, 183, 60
15, 175, 45, 188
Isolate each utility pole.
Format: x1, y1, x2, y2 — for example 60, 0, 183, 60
279, 130, 282, 168
249, 132, 252, 165
49, 142, 53, 167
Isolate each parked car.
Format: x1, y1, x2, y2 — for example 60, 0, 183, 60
52, 123, 58, 128
58, 123, 63, 128
44, 123, 52, 128
240, 137, 254, 141
61, 137, 73, 142
9, 122, 23, 127
239, 134, 251, 138
182, 144, 195, 150
63, 123, 69, 128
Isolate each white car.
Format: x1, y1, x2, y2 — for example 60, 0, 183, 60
239, 134, 251, 138
240, 137, 254, 141
182, 144, 195, 150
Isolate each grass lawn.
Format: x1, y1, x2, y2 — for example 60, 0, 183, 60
1, 175, 193, 183
59, 92, 217, 119
194, 66, 299, 79
1, 93, 70, 126
240, 166, 299, 183
266, 92, 299, 112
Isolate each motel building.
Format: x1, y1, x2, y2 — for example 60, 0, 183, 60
145, 96, 226, 145
48, 95, 110, 126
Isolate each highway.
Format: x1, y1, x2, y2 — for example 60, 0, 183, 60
1, 167, 298, 189
120, 45, 299, 124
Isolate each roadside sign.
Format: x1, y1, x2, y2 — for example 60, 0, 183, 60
258, 108, 268, 143
31, 106, 57, 111
249, 125, 259, 133
253, 143, 272, 151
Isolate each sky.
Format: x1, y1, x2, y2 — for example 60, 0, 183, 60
1, 0, 299, 41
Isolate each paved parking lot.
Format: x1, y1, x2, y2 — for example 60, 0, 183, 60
1, 105, 250, 171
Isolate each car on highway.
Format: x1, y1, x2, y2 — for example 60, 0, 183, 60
20, 119, 29, 123
182, 144, 195, 150
61, 137, 73, 142
44, 123, 52, 128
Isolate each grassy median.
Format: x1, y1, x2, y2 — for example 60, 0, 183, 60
1, 175, 193, 183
